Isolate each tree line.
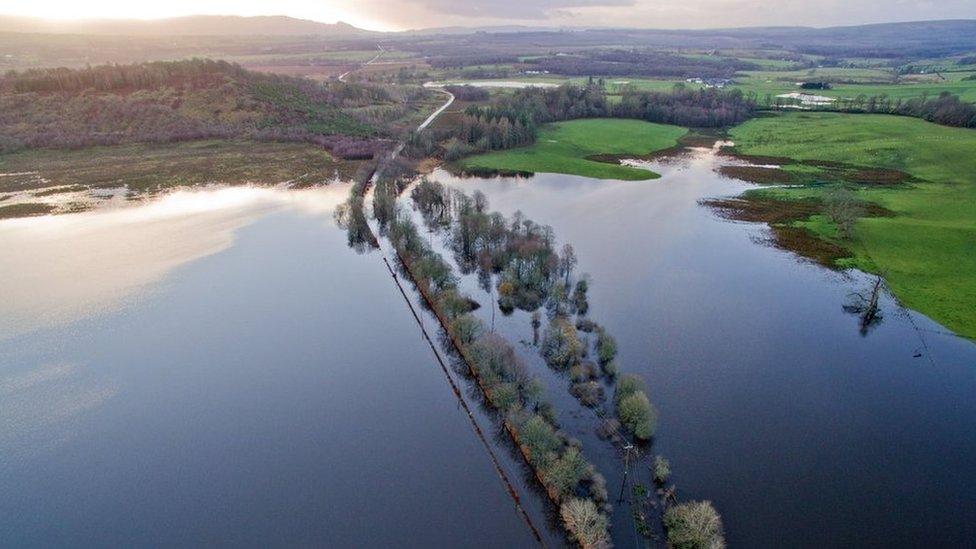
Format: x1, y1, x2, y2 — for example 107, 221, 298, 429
428, 83, 756, 159
524, 50, 759, 79
408, 179, 726, 548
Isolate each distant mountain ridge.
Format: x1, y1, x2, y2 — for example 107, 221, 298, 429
0, 15, 371, 36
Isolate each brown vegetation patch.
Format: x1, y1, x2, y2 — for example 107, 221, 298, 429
449, 165, 535, 179
846, 168, 911, 185
766, 225, 852, 267
33, 185, 89, 197
702, 196, 822, 224
718, 165, 794, 184
0, 202, 55, 219
677, 132, 723, 148
717, 149, 794, 166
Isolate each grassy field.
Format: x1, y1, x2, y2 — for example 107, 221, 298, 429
728, 112, 976, 337
0, 140, 356, 194
459, 119, 686, 180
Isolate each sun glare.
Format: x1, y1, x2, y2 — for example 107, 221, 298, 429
1, 0, 397, 31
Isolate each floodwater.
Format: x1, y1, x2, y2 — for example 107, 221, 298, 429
4, 144, 976, 548
428, 144, 976, 548
0, 186, 540, 547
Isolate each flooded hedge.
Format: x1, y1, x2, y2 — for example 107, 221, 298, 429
397, 177, 728, 546
385, 204, 612, 544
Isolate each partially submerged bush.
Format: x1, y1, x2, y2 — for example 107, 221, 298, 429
542, 317, 583, 370
560, 498, 611, 549
596, 418, 621, 440
617, 390, 657, 440
615, 374, 657, 440
664, 501, 726, 549
570, 361, 598, 382
595, 329, 617, 365
518, 414, 562, 468
490, 382, 519, 413
570, 381, 606, 407
601, 360, 619, 379
576, 318, 598, 333
449, 313, 483, 346
654, 456, 671, 484
615, 374, 645, 402
543, 447, 589, 499
572, 278, 590, 315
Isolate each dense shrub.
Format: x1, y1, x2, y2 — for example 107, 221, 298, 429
560, 498, 611, 549
519, 414, 563, 468
595, 329, 617, 365
664, 501, 726, 549
542, 317, 584, 370
543, 447, 590, 498
654, 456, 671, 484
618, 391, 656, 439
570, 381, 606, 407
615, 374, 658, 440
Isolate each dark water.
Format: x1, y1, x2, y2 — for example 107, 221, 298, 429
4, 147, 976, 548
0, 187, 539, 547
430, 146, 976, 548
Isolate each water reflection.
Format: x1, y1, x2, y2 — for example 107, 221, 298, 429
429, 145, 976, 548
0, 186, 347, 340
0, 184, 538, 546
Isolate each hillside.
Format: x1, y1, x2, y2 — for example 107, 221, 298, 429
0, 15, 369, 36
0, 59, 392, 153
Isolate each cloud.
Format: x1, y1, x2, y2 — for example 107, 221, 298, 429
413, 0, 633, 19
350, 0, 976, 29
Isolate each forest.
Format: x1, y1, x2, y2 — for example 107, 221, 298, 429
0, 59, 426, 155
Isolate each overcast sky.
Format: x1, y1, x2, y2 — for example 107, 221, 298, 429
3, 0, 974, 31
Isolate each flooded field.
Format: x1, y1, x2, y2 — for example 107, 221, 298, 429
2, 145, 975, 548
0, 186, 541, 547
427, 144, 976, 547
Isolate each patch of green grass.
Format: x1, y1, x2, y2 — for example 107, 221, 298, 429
729, 112, 976, 337
460, 119, 686, 180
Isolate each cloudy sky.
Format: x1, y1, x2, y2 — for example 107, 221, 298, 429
2, 0, 974, 31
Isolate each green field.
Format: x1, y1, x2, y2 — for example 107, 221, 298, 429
459, 119, 686, 180
728, 112, 976, 337
447, 71, 976, 104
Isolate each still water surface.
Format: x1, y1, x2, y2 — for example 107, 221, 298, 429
3, 144, 976, 547
430, 145, 976, 548
0, 187, 538, 546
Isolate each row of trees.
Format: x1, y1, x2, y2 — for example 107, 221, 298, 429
386, 189, 612, 548
524, 50, 758, 79
410, 180, 728, 547
432, 84, 757, 160
860, 92, 975, 128
767, 90, 976, 129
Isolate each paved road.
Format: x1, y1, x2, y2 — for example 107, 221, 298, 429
337, 45, 386, 82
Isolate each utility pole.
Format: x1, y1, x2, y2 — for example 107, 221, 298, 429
617, 443, 634, 503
